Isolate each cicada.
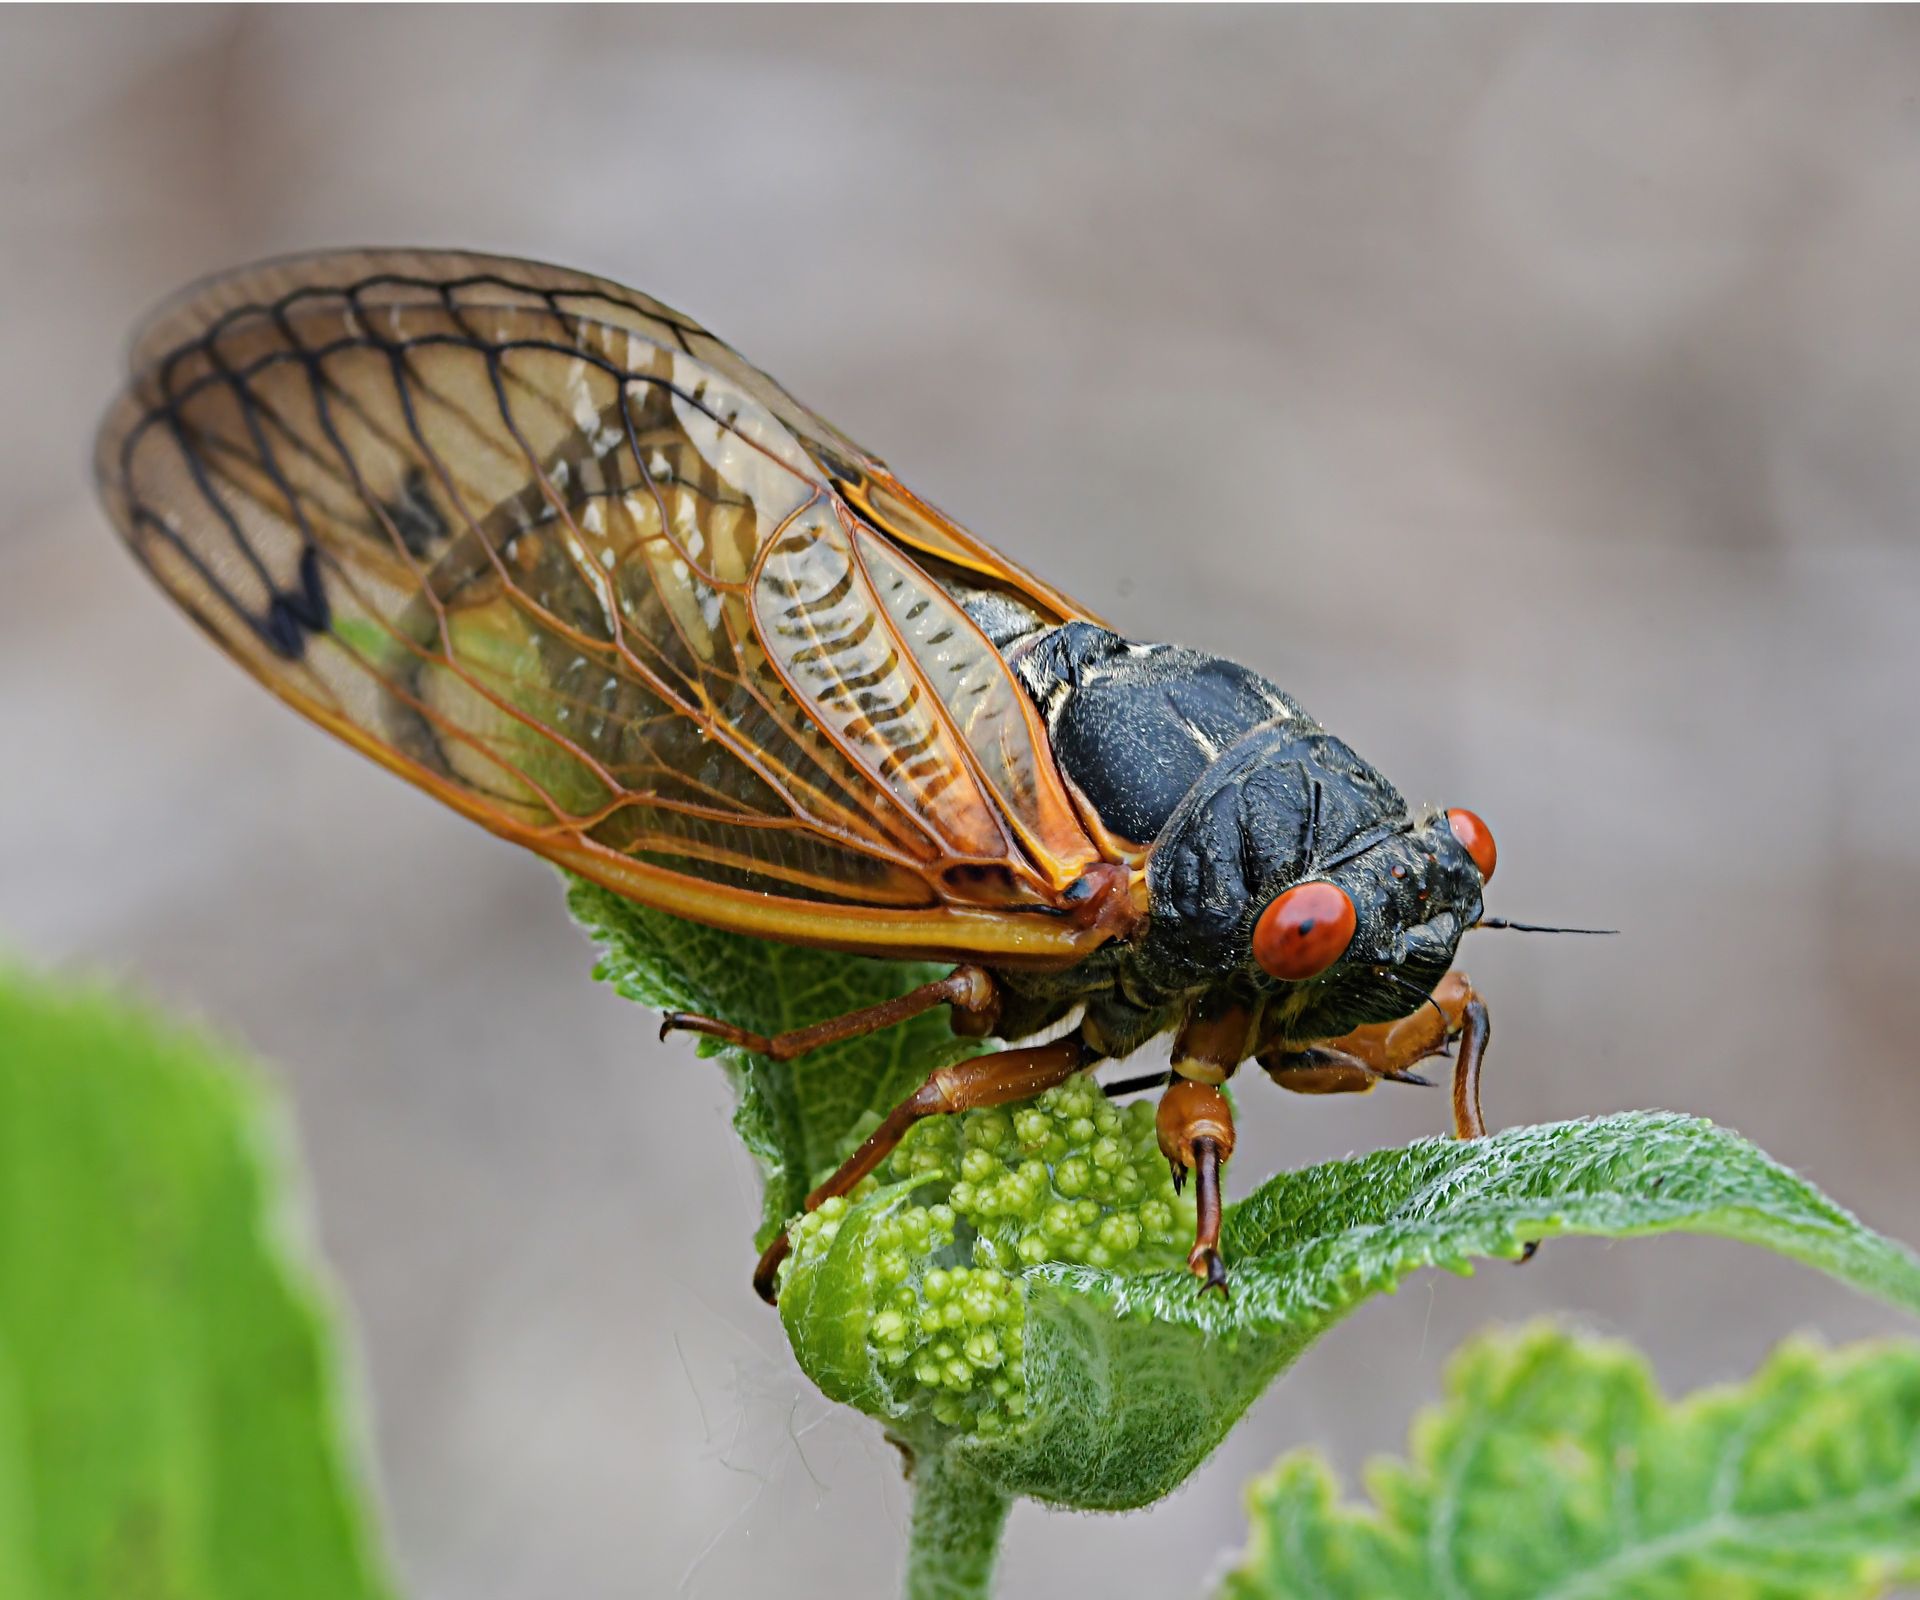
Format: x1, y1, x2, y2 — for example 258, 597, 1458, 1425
96, 250, 1516, 1300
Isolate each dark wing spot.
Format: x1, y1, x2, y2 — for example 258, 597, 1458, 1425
263, 543, 331, 660
381, 466, 449, 558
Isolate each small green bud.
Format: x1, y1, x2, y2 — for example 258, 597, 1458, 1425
968, 1110, 1012, 1150
1042, 1202, 1078, 1240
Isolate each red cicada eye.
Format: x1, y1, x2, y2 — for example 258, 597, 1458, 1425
1446, 808, 1497, 882
1252, 881, 1357, 981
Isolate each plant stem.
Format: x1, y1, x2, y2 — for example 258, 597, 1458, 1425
903, 1448, 1013, 1600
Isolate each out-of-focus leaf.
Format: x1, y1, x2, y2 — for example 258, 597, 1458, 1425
0, 966, 392, 1600
1221, 1323, 1920, 1600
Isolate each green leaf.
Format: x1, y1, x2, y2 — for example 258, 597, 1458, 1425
1220, 1324, 1920, 1600
568, 886, 1920, 1537
569, 878, 984, 1243
0, 966, 393, 1600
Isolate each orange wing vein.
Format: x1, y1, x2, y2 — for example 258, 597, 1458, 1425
95, 249, 1121, 965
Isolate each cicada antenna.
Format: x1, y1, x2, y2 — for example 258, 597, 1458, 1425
1475, 917, 1617, 935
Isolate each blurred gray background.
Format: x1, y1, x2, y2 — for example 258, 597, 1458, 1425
6, 6, 1920, 1596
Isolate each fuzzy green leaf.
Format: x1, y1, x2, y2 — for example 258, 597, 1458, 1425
1221, 1324, 1920, 1600
0, 966, 392, 1600
569, 889, 1920, 1519
569, 879, 983, 1244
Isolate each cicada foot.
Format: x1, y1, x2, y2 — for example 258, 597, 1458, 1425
752, 1234, 791, 1304
751, 1033, 1091, 1304
663, 965, 999, 1063
1190, 1237, 1230, 1296
1157, 1080, 1235, 1297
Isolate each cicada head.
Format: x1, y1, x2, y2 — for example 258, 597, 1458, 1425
1142, 724, 1490, 1044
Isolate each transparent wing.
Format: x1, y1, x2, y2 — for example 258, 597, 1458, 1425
96, 249, 1116, 964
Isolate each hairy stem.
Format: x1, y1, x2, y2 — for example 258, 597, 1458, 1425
903, 1448, 1013, 1600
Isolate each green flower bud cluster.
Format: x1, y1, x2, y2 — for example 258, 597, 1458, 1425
888, 1076, 1194, 1273
784, 1191, 1028, 1433
783, 1077, 1195, 1436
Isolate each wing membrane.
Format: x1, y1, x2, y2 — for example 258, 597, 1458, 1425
97, 249, 1116, 962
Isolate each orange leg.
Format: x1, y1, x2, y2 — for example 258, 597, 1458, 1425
662, 965, 999, 1062
1449, 986, 1490, 1142
1321, 969, 1476, 1078
752, 1034, 1090, 1303
1279, 970, 1493, 1142
1259, 1047, 1431, 1096
1156, 1080, 1236, 1294
1441, 989, 1528, 1257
